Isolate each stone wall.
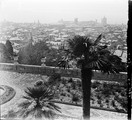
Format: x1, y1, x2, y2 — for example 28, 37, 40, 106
0, 63, 127, 82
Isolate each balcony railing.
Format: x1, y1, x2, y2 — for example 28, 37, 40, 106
0, 62, 127, 114
0, 63, 127, 82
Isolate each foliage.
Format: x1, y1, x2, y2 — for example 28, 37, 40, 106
18, 41, 50, 65
30, 41, 50, 65
48, 73, 61, 85
93, 81, 127, 112
68, 78, 73, 83
58, 35, 126, 73
0, 43, 12, 63
114, 83, 128, 112
18, 40, 64, 66
2, 110, 17, 118
45, 49, 63, 67
5, 40, 13, 57
4, 86, 61, 119
34, 80, 44, 87
52, 78, 127, 112
57, 56, 70, 69
72, 93, 80, 104
57, 34, 126, 119
91, 81, 100, 89
18, 42, 33, 64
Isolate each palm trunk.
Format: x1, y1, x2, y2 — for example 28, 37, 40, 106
81, 67, 92, 120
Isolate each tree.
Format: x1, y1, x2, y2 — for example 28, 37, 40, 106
18, 41, 50, 65
0, 43, 12, 63
4, 86, 61, 119
30, 41, 50, 65
18, 41, 33, 64
45, 49, 63, 67
5, 40, 13, 57
58, 35, 124, 120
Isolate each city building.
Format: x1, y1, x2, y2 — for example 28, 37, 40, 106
101, 16, 107, 26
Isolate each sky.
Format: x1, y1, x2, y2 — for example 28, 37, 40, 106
0, 0, 128, 24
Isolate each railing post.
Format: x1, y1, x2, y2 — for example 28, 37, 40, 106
13, 56, 19, 71
41, 57, 46, 66
14, 56, 18, 64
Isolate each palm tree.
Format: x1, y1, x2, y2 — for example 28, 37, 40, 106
58, 34, 124, 120
15, 86, 61, 119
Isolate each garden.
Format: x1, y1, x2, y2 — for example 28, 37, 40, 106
0, 71, 127, 120
46, 73, 127, 113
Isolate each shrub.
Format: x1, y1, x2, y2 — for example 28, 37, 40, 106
3, 86, 61, 119
0, 43, 12, 63
61, 93, 66, 96
18, 41, 50, 65
5, 40, 13, 57
48, 73, 61, 86
92, 81, 101, 89
34, 80, 44, 87
68, 78, 73, 83
72, 94, 80, 104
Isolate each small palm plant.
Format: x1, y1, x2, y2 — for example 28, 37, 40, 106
72, 93, 80, 104
16, 86, 61, 119
58, 34, 125, 120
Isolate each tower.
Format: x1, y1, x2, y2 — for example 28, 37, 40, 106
74, 18, 78, 24
101, 17, 107, 26
37, 20, 41, 27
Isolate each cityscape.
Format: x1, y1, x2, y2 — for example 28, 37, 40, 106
0, 17, 127, 63
0, 0, 128, 120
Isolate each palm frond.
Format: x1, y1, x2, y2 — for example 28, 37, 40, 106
108, 55, 122, 63
33, 108, 43, 118
57, 57, 70, 69
24, 86, 48, 99
3, 110, 18, 118
17, 86, 61, 119
18, 109, 29, 118
85, 46, 122, 74
97, 58, 109, 69
94, 34, 102, 45
42, 109, 56, 119
77, 58, 85, 67
97, 45, 108, 51
86, 55, 108, 69
58, 34, 123, 74
19, 107, 36, 119
98, 49, 111, 56
22, 95, 32, 100
19, 102, 56, 119
18, 100, 33, 109
67, 35, 92, 57
47, 102, 61, 113
40, 90, 55, 101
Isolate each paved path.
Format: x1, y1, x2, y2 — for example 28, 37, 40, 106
0, 70, 127, 120
0, 85, 16, 105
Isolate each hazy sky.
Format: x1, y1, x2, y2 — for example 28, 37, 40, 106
0, 0, 128, 24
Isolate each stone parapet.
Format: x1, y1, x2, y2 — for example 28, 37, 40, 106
0, 63, 127, 82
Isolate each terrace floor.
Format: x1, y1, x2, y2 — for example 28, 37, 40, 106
0, 70, 127, 120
